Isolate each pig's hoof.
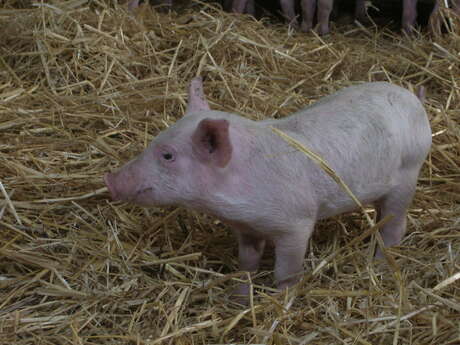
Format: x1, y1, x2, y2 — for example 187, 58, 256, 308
317, 26, 330, 36
374, 249, 385, 260
375, 246, 394, 260
402, 26, 418, 37
287, 20, 300, 31
300, 22, 313, 33
276, 274, 303, 291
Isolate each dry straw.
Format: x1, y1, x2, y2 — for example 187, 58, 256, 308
0, 0, 459, 344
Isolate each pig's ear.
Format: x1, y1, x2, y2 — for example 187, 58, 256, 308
192, 118, 232, 167
186, 77, 211, 114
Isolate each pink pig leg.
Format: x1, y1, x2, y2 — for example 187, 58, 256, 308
273, 222, 313, 290
232, 0, 249, 13
280, 0, 299, 28
231, 0, 254, 14
317, 0, 333, 35
232, 228, 266, 300
300, 0, 317, 32
128, 0, 140, 11
402, 0, 418, 33
374, 172, 418, 258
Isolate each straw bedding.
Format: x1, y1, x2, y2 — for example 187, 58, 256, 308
0, 0, 459, 344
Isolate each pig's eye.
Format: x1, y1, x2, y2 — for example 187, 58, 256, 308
162, 153, 173, 160
158, 145, 176, 163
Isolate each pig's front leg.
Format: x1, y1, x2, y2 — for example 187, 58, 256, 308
280, 0, 299, 28
232, 0, 249, 13
273, 224, 312, 290
317, 0, 334, 35
300, 0, 317, 32
231, 0, 254, 14
402, 0, 418, 33
233, 230, 266, 298
128, 0, 140, 11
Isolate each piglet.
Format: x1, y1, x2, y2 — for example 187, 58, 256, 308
104, 77, 431, 297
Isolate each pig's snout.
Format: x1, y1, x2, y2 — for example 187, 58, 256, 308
104, 166, 151, 205
104, 172, 120, 201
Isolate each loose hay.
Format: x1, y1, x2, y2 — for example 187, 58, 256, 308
0, 0, 459, 344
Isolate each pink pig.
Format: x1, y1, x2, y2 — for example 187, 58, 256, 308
402, 0, 460, 34
104, 77, 431, 296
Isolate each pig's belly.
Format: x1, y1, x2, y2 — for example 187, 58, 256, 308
315, 181, 394, 220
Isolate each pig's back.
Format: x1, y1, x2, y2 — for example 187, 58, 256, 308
270, 82, 430, 163
266, 82, 431, 216
271, 82, 427, 134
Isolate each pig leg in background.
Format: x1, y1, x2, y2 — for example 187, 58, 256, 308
402, 0, 418, 33
274, 222, 313, 289
280, 0, 299, 28
128, 0, 172, 11
231, 0, 255, 14
300, 0, 317, 32
128, 0, 140, 11
302, 0, 366, 34
374, 172, 418, 258
232, 0, 247, 13
317, 0, 334, 35
233, 229, 266, 298
354, 0, 367, 23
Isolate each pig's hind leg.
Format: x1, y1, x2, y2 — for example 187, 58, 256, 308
374, 171, 419, 258
300, 0, 316, 32
280, 0, 300, 28
317, 0, 334, 35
